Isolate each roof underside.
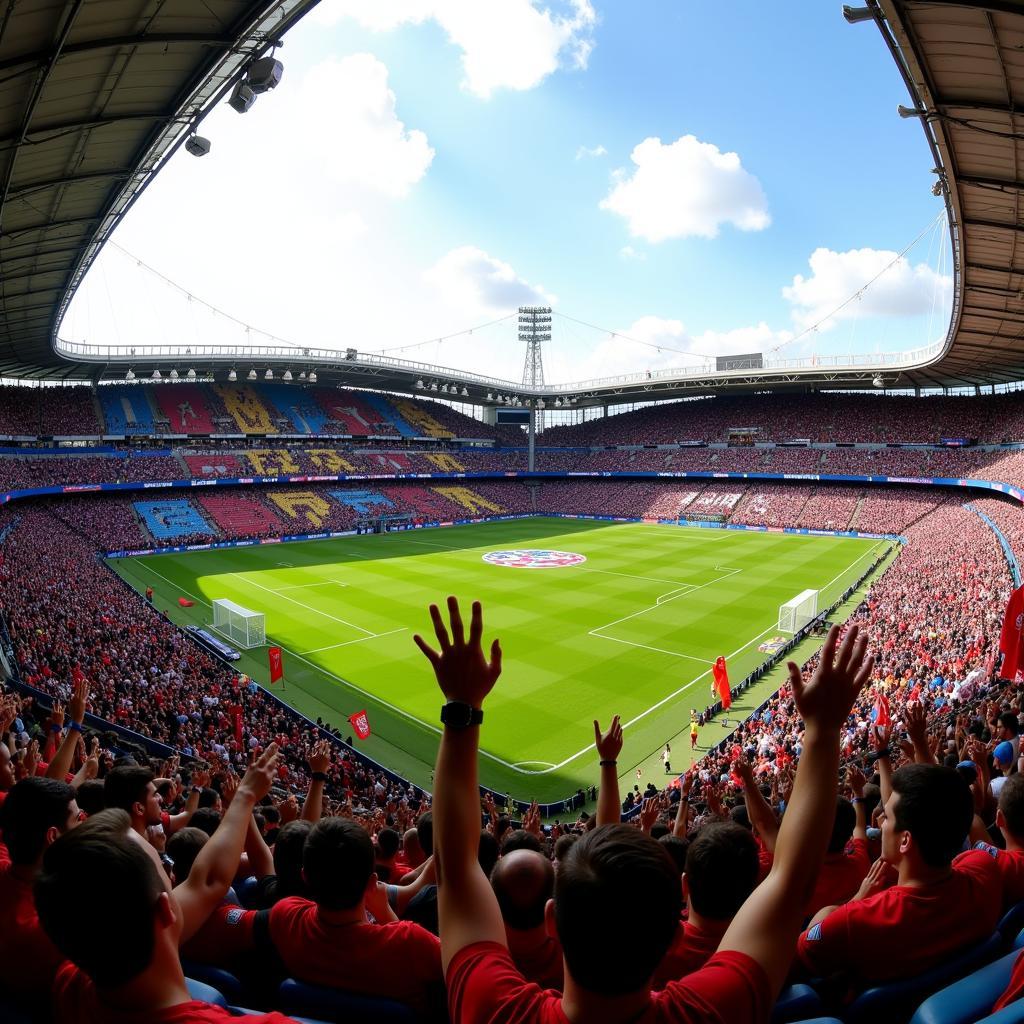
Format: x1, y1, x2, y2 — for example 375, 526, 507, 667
1, 0, 1023, 402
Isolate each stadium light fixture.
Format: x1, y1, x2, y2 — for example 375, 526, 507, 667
185, 134, 211, 157
298, 371, 307, 381
169, 368, 179, 380
229, 80, 257, 114
931, 180, 943, 197
461, 387, 469, 397
554, 398, 562, 407
430, 382, 438, 391
308, 370, 317, 383
265, 368, 274, 380
842, 5, 878, 23
486, 392, 493, 401
537, 399, 545, 409
441, 384, 448, 393
228, 368, 237, 381
283, 369, 292, 381
247, 56, 284, 94
247, 368, 257, 380
125, 368, 135, 381
186, 368, 196, 380
151, 369, 161, 381
897, 104, 923, 119
873, 375, 885, 388
416, 380, 425, 389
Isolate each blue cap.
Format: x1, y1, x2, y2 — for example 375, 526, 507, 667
994, 741, 1015, 766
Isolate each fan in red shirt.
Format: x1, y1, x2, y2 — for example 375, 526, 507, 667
963, 772, 1024, 908
414, 598, 874, 1024
797, 763, 1003, 986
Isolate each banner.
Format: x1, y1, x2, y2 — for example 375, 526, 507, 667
712, 656, 731, 710
178, 597, 194, 607
1000, 584, 1024, 681
229, 703, 243, 745
268, 646, 284, 684
874, 691, 891, 729
348, 710, 371, 740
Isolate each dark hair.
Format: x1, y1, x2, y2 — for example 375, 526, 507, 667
75, 779, 106, 818
376, 827, 400, 859
1000, 713, 1020, 738
35, 809, 160, 987
553, 833, 578, 862
828, 797, 857, 854
416, 811, 433, 856
650, 823, 670, 841
0, 777, 75, 865
103, 766, 154, 815
188, 807, 222, 837
684, 821, 758, 920
491, 849, 554, 930
166, 827, 208, 883
273, 820, 312, 897
501, 828, 543, 855
197, 787, 221, 809
478, 830, 499, 878
555, 825, 681, 994
1000, 773, 1024, 838
303, 817, 375, 910
890, 764, 973, 868
658, 833, 689, 875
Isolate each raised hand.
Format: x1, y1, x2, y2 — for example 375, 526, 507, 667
308, 738, 332, 774
221, 772, 239, 807
593, 715, 623, 762
905, 702, 928, 748
788, 624, 873, 736
48, 702, 65, 732
639, 796, 661, 832
278, 793, 299, 824
846, 764, 867, 798
68, 678, 89, 725
191, 768, 211, 790
414, 597, 502, 708
24, 739, 40, 778
236, 743, 280, 805
852, 858, 895, 902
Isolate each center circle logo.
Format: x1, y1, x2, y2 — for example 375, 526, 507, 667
482, 549, 587, 569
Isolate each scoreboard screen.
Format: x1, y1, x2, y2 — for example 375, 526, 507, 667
496, 409, 530, 425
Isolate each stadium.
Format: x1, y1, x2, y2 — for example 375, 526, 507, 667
7, 1, 1024, 1022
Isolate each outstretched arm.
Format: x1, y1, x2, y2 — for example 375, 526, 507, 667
415, 597, 505, 972
719, 624, 874, 998
301, 739, 332, 822
735, 755, 780, 853
594, 716, 623, 826
45, 679, 88, 782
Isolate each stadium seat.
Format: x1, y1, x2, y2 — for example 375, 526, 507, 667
231, 1010, 330, 1023
977, 1007, 1024, 1024
909, 949, 1018, 1024
185, 977, 229, 1007
842, 931, 1003, 1024
771, 983, 825, 1024
998, 900, 1024, 942
181, 961, 243, 1004
278, 978, 417, 1023
235, 875, 260, 908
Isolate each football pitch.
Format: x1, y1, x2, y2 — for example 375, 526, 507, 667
111, 518, 890, 801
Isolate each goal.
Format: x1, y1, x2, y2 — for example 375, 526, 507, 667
212, 598, 265, 649
778, 589, 819, 634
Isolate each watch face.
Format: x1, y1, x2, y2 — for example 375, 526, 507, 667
443, 702, 473, 727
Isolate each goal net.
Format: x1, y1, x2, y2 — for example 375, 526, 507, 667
778, 589, 819, 634
212, 598, 265, 649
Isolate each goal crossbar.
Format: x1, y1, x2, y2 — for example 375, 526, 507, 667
212, 598, 266, 649
778, 589, 819, 634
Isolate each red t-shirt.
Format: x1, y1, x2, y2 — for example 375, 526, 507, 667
181, 903, 256, 965
52, 961, 299, 1024
796, 850, 1002, 983
652, 919, 729, 989
805, 839, 871, 917
966, 842, 1024, 907
994, 948, 1024, 1011
447, 942, 771, 1023
506, 927, 564, 990
267, 897, 443, 1015
0, 864, 65, 995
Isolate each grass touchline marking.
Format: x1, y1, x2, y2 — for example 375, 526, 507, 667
298, 627, 408, 656
588, 633, 711, 663
275, 580, 349, 590
584, 567, 696, 586
229, 572, 375, 637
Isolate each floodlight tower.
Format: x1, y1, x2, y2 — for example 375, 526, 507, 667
519, 306, 551, 469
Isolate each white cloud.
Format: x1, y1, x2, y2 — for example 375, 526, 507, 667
320, 1, 597, 98
599, 135, 770, 242
576, 144, 607, 160
619, 245, 646, 261
297, 55, 434, 198
783, 247, 953, 330
424, 246, 555, 314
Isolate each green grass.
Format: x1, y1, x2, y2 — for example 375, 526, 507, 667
109, 518, 889, 802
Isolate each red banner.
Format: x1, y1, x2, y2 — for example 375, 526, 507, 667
712, 656, 731, 710
874, 691, 891, 729
1000, 584, 1024, 682
268, 646, 284, 684
229, 703, 243, 745
348, 710, 371, 740
178, 597, 194, 607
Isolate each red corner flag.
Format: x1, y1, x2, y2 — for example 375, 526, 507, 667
1000, 584, 1024, 682
348, 710, 371, 740
712, 656, 732, 710
268, 646, 284, 684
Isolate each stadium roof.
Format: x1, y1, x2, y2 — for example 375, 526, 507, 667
2, 0, 1024, 406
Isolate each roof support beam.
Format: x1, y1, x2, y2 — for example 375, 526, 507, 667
7, 170, 127, 201
0, 112, 170, 150
958, 174, 1024, 193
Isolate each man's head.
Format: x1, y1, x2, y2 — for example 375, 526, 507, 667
553, 825, 681, 995
375, 827, 400, 861
500, 829, 543, 856
303, 817, 375, 911
104, 766, 161, 829
828, 797, 857, 854
273, 820, 312, 898
166, 827, 208, 884
35, 809, 181, 989
491, 849, 553, 931
0, 742, 15, 791
997, 773, 1024, 842
881, 764, 973, 869
0, 777, 78, 866
683, 821, 759, 921
999, 713, 1020, 740
552, 833, 577, 871
188, 807, 222, 837
402, 827, 424, 869
994, 742, 1016, 774
416, 811, 433, 857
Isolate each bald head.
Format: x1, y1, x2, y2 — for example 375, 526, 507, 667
403, 827, 424, 867
491, 849, 554, 930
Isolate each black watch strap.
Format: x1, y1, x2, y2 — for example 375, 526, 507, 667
440, 701, 484, 729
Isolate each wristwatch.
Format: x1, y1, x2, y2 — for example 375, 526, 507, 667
440, 701, 483, 729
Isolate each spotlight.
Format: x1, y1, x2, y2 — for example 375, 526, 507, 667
461, 387, 469, 397
298, 371, 307, 381
228, 80, 257, 114
169, 368, 179, 380
554, 398, 562, 408
248, 369, 257, 380
430, 382, 438, 391
537, 399, 545, 409
842, 5, 877, 23
125, 368, 135, 381
185, 134, 211, 157
265, 368, 274, 380
283, 369, 292, 381
416, 379, 425, 389
228, 368, 237, 381
186, 368, 196, 381
872, 375, 885, 388
308, 370, 317, 383
151, 369, 161, 381
897, 104, 923, 119
441, 384, 448, 393
931, 180, 943, 197
247, 56, 284, 94
486, 392, 493, 401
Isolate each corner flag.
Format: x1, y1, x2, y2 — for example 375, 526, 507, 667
268, 646, 284, 684
712, 656, 732, 710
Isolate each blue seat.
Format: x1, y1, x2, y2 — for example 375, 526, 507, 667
236, 876, 261, 909
843, 932, 1003, 1024
231, 1010, 330, 1023
186, 977, 229, 1007
772, 984, 825, 1024
1015, 926, 1024, 951
910, 949, 1018, 1024
182, 961, 243, 1004
278, 978, 417, 1024
792, 1020, 844, 1024
978, 1007, 1024, 1024
999, 901, 1024, 943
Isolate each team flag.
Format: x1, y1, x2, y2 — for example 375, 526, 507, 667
712, 656, 732, 710
348, 710, 371, 740
228, 703, 243, 745
268, 646, 284, 684
1000, 584, 1024, 681
874, 691, 892, 729
178, 597, 194, 607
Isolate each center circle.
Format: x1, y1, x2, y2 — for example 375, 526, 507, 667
482, 549, 587, 569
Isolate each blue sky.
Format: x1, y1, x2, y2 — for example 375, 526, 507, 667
62, 1, 953, 384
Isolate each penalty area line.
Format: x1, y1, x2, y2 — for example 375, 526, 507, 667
298, 627, 408, 656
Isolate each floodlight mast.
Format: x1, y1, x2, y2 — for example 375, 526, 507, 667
519, 306, 551, 471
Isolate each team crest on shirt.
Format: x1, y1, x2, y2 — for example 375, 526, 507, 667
805, 923, 822, 942
482, 549, 587, 569
225, 908, 246, 925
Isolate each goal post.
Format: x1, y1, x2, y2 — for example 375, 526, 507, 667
778, 589, 819, 634
212, 598, 266, 649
